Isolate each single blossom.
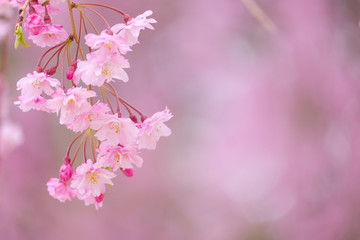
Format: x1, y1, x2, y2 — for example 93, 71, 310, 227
47, 87, 96, 125
28, 24, 68, 48
111, 10, 156, 46
74, 49, 129, 86
138, 107, 173, 150
84, 29, 131, 54
70, 159, 116, 197
47, 178, 76, 202
95, 115, 139, 147
67, 102, 111, 132
16, 71, 60, 98
97, 142, 143, 171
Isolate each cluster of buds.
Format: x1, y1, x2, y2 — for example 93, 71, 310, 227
12, 0, 172, 209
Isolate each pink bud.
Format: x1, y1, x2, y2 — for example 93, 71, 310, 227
130, 115, 138, 123
124, 15, 131, 24
122, 168, 133, 177
59, 164, 73, 183
95, 193, 104, 203
63, 155, 71, 165
25, 14, 44, 35
66, 62, 77, 80
35, 65, 43, 73
140, 115, 147, 123
44, 66, 57, 76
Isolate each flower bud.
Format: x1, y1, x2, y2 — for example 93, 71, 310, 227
66, 62, 77, 80
59, 157, 72, 183
130, 115, 138, 123
95, 193, 104, 203
44, 66, 57, 76
122, 168, 133, 177
140, 115, 147, 123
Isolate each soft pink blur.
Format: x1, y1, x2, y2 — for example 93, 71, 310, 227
2, 0, 360, 239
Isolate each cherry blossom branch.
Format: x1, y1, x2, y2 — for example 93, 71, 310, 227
18, 0, 31, 23
66, 0, 78, 41
37, 42, 66, 70
77, 5, 111, 31
104, 82, 121, 114
90, 130, 96, 162
78, 8, 99, 35
62, 43, 67, 91
77, 3, 128, 18
71, 129, 90, 165
66, 130, 86, 158
99, 87, 115, 114
102, 85, 131, 116
83, 134, 89, 162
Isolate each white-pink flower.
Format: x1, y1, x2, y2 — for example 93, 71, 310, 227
16, 71, 60, 98
28, 24, 68, 48
111, 10, 156, 46
95, 115, 139, 147
47, 178, 76, 203
85, 29, 131, 54
70, 159, 116, 197
97, 142, 143, 171
15, 95, 48, 112
67, 102, 111, 132
74, 49, 129, 86
47, 87, 96, 125
138, 107, 173, 150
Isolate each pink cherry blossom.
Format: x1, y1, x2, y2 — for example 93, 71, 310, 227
47, 87, 96, 125
84, 29, 131, 54
111, 10, 156, 46
15, 95, 48, 112
59, 164, 72, 183
28, 24, 68, 48
16, 71, 60, 98
95, 115, 139, 147
122, 168, 133, 177
70, 159, 116, 197
67, 102, 111, 132
74, 49, 129, 86
47, 178, 76, 203
24, 13, 44, 35
97, 142, 143, 171
138, 107, 173, 150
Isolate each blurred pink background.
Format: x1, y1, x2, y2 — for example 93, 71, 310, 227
2, 0, 360, 239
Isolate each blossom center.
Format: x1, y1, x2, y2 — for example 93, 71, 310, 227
32, 78, 41, 89
101, 64, 114, 76
110, 122, 121, 133
87, 173, 97, 184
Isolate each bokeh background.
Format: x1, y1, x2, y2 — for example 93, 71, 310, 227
2, 0, 360, 239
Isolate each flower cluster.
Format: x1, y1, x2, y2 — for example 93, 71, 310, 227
14, 0, 172, 209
